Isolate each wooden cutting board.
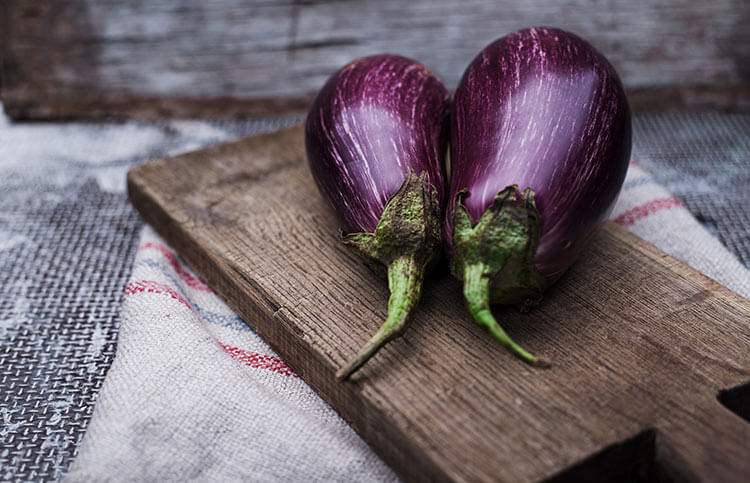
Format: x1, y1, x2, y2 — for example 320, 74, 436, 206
127, 124, 750, 482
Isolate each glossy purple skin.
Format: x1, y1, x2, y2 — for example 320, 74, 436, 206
306, 54, 450, 234
447, 27, 632, 284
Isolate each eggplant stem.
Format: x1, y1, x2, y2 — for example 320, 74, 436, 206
336, 256, 424, 380
463, 263, 549, 367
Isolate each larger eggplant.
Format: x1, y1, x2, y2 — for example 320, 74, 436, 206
306, 54, 450, 380
447, 27, 632, 365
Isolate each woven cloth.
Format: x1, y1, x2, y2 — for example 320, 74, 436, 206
1, 108, 749, 481
632, 112, 750, 268
0, 111, 301, 480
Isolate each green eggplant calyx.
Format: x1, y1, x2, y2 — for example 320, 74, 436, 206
337, 170, 442, 380
451, 185, 549, 367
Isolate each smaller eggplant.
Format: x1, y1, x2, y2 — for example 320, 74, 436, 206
306, 54, 450, 380
447, 27, 632, 365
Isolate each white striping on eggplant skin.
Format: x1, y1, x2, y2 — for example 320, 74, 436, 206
448, 27, 631, 285
306, 54, 449, 234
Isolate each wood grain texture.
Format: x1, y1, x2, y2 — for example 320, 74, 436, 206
127, 125, 750, 482
3, 0, 750, 120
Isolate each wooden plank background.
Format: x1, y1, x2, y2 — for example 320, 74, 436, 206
2, 0, 749, 120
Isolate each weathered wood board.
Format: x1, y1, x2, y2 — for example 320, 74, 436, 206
3, 0, 750, 119
127, 125, 750, 482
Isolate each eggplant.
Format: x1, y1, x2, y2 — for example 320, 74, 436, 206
306, 54, 450, 380
447, 27, 632, 365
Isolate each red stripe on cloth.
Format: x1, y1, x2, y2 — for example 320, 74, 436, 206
124, 280, 195, 313
614, 198, 684, 226
629, 159, 639, 167
137, 242, 211, 291
219, 343, 298, 378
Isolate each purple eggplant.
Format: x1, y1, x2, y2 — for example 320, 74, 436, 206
306, 54, 450, 380
447, 27, 632, 365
